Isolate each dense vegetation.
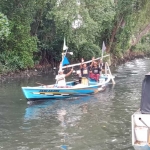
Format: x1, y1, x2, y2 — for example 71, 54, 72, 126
0, 0, 150, 73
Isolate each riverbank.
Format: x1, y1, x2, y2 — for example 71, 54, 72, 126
0, 51, 149, 81
0, 66, 53, 82
111, 51, 149, 66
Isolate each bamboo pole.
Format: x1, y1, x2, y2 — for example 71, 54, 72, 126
105, 62, 115, 85
62, 55, 110, 69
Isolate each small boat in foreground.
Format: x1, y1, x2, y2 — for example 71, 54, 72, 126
22, 38, 115, 102
132, 73, 150, 150
22, 74, 111, 101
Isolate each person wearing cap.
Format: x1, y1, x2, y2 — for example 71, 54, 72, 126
55, 68, 73, 87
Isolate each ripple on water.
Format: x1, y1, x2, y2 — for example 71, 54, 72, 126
0, 58, 150, 150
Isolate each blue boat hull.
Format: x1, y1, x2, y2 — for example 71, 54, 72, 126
22, 84, 99, 101
21, 74, 111, 101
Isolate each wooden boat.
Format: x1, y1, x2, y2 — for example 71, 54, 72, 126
22, 39, 115, 101
22, 74, 111, 101
132, 73, 150, 150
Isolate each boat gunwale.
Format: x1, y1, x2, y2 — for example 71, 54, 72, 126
22, 75, 111, 90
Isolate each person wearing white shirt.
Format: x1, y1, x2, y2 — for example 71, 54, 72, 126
55, 68, 73, 86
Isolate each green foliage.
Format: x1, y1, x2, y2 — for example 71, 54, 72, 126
0, 12, 10, 39
0, 0, 38, 70
78, 42, 100, 60
0, 0, 150, 74
108, 0, 146, 56
133, 34, 150, 53
48, 0, 115, 57
132, 0, 150, 34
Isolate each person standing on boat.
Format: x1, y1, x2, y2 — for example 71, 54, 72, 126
89, 57, 101, 82
55, 68, 73, 87
80, 58, 91, 85
76, 70, 82, 83
80, 58, 91, 78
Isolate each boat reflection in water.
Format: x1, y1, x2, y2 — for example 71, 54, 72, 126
24, 95, 91, 121
132, 73, 150, 150
24, 100, 56, 120
24, 96, 92, 150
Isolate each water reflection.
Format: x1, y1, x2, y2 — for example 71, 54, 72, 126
24, 95, 96, 150
24, 100, 56, 120
24, 95, 92, 121
1, 58, 150, 150
57, 109, 67, 127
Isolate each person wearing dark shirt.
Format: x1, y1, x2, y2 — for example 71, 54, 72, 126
80, 58, 91, 85
89, 59, 101, 82
80, 58, 91, 78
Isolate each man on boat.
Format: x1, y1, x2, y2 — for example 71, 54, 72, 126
80, 58, 91, 77
55, 68, 73, 87
80, 58, 92, 85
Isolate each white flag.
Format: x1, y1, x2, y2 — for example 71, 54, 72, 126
63, 37, 68, 51
102, 41, 106, 52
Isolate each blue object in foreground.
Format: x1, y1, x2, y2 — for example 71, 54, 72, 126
61, 145, 68, 150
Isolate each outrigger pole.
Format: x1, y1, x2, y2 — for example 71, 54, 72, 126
105, 62, 115, 85
101, 41, 115, 85
62, 55, 110, 69
61, 38, 115, 84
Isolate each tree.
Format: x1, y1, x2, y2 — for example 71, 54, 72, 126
0, 12, 10, 39
0, 0, 38, 70
46, 0, 115, 60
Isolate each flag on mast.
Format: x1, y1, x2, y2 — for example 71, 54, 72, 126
102, 41, 106, 52
101, 41, 106, 58
62, 56, 70, 66
62, 37, 69, 66
63, 37, 68, 51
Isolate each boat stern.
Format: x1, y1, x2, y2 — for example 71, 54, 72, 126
132, 110, 150, 150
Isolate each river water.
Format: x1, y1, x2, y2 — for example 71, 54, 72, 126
0, 58, 149, 150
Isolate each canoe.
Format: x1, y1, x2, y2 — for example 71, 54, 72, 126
22, 74, 111, 101
22, 39, 114, 102
131, 73, 150, 150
